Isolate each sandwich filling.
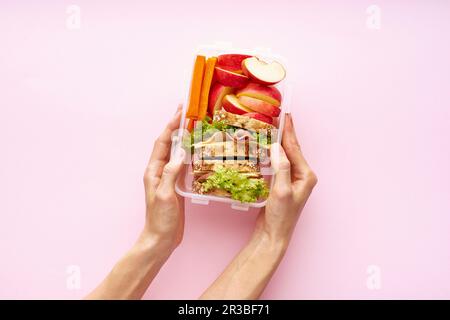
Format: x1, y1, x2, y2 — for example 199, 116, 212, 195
187, 111, 274, 203
192, 166, 269, 203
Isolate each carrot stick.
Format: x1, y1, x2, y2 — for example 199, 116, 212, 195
187, 118, 196, 132
186, 55, 206, 119
198, 57, 217, 120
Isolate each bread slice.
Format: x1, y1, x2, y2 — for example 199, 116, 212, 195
192, 159, 260, 175
192, 140, 269, 160
213, 110, 274, 131
192, 179, 231, 197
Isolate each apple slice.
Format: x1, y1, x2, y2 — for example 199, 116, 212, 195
238, 96, 281, 117
216, 65, 244, 74
217, 54, 252, 73
236, 83, 282, 107
208, 83, 234, 115
242, 57, 286, 85
222, 94, 253, 115
214, 67, 249, 88
242, 112, 273, 125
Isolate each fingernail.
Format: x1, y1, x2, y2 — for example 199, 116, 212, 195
287, 114, 294, 126
174, 105, 183, 115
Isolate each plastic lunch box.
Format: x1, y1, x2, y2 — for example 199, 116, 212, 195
172, 42, 292, 211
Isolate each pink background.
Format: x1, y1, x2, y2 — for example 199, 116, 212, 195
1, 1, 449, 299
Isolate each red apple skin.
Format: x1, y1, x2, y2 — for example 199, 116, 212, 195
242, 112, 273, 125
238, 96, 281, 117
215, 65, 243, 73
217, 54, 252, 72
208, 84, 234, 115
236, 83, 282, 107
241, 57, 286, 86
222, 94, 253, 115
214, 67, 249, 88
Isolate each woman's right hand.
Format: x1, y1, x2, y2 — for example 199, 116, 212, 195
255, 113, 318, 248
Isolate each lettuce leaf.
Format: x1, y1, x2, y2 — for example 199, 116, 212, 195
183, 117, 234, 150
183, 117, 273, 150
201, 166, 269, 203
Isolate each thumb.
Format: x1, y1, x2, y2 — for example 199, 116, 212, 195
271, 143, 291, 188
157, 146, 186, 193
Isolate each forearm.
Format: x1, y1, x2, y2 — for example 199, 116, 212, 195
200, 231, 289, 300
85, 232, 173, 300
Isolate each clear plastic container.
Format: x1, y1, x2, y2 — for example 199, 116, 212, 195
172, 42, 292, 211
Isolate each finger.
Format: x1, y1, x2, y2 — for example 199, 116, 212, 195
144, 105, 183, 192
157, 146, 186, 194
174, 103, 183, 114
148, 106, 183, 165
281, 114, 312, 178
271, 143, 291, 188
145, 105, 182, 187
176, 165, 187, 210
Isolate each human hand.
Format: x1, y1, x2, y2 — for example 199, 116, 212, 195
86, 107, 186, 300
199, 114, 317, 300
141, 106, 186, 252
255, 113, 317, 248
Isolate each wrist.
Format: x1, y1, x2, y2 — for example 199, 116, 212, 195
136, 230, 175, 260
251, 228, 289, 258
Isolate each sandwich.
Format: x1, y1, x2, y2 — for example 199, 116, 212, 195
188, 110, 274, 203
